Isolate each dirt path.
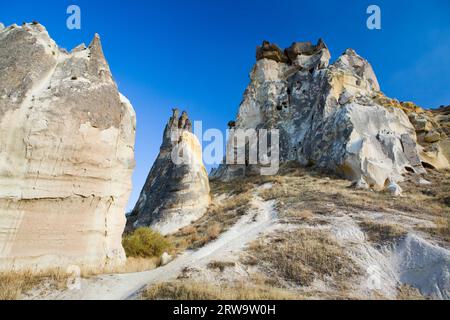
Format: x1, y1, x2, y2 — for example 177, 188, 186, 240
36, 196, 277, 300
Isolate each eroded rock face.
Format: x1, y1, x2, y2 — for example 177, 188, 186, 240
213, 40, 449, 189
0, 23, 136, 271
127, 109, 210, 235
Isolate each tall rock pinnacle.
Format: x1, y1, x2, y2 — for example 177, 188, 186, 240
127, 109, 210, 235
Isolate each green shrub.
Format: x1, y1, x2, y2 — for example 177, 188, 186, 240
122, 228, 172, 258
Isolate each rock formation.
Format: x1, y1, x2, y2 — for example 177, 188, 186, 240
0, 23, 136, 271
127, 109, 210, 235
212, 40, 449, 190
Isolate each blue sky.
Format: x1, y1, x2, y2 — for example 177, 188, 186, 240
1, 0, 449, 211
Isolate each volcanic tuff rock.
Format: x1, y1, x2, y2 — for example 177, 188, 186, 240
127, 109, 210, 235
212, 40, 449, 190
0, 23, 136, 271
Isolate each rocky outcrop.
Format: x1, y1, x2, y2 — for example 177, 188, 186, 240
212, 40, 449, 190
127, 109, 210, 235
432, 106, 450, 164
0, 23, 136, 271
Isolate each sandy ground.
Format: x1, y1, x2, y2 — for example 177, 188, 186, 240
31, 195, 278, 300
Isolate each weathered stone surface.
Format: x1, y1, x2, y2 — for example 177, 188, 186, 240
256, 41, 288, 63
127, 110, 210, 235
0, 23, 136, 271
212, 39, 449, 190
400, 102, 449, 169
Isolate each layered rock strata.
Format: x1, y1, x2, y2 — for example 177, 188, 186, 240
0, 23, 136, 271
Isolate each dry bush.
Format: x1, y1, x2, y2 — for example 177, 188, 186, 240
142, 281, 299, 300
179, 225, 196, 236
419, 216, 450, 243
397, 284, 426, 300
104, 257, 160, 274
0, 269, 67, 300
207, 261, 236, 272
359, 220, 407, 245
206, 223, 221, 240
122, 228, 173, 258
248, 229, 358, 287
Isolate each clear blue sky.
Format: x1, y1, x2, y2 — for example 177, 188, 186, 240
2, 0, 449, 211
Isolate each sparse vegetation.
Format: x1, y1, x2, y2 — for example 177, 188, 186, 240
207, 261, 236, 272
359, 220, 407, 245
397, 284, 426, 300
0, 270, 67, 300
142, 281, 299, 300
419, 216, 450, 243
247, 229, 358, 287
122, 228, 172, 258
168, 182, 254, 251
256, 162, 449, 243
104, 257, 160, 274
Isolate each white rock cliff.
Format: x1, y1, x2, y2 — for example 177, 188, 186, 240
0, 23, 136, 271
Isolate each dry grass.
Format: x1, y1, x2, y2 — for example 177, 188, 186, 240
419, 216, 450, 243
246, 229, 358, 288
256, 162, 449, 244
167, 177, 268, 252
142, 281, 300, 300
104, 257, 160, 274
0, 269, 68, 300
359, 220, 407, 245
397, 284, 427, 300
207, 260, 236, 272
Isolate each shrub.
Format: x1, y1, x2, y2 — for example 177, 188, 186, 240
207, 261, 236, 272
122, 228, 172, 258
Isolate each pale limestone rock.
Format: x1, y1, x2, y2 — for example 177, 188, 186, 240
160, 252, 172, 266
127, 110, 210, 235
424, 131, 441, 143
387, 180, 403, 197
402, 103, 449, 170
212, 40, 444, 190
0, 23, 136, 271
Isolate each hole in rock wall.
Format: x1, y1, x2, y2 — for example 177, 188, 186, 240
404, 166, 415, 173
422, 162, 436, 170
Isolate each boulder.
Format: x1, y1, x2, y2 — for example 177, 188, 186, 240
424, 131, 442, 144
285, 39, 331, 69
160, 252, 172, 266
0, 23, 136, 271
127, 110, 210, 235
